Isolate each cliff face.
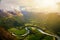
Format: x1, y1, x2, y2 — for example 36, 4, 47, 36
0, 27, 17, 40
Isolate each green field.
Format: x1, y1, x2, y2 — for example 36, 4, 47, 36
8, 27, 55, 40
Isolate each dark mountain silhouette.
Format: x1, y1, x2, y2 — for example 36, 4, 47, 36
0, 27, 17, 40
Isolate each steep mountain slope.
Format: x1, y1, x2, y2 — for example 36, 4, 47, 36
0, 27, 17, 40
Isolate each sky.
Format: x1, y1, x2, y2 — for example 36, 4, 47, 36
0, 0, 60, 12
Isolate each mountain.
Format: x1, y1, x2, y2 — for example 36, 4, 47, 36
0, 27, 17, 40
0, 9, 25, 29
0, 9, 23, 17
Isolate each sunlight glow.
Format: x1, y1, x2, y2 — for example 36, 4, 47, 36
34, 0, 57, 12
42, 0, 56, 7
0, 0, 60, 12
34, 0, 56, 7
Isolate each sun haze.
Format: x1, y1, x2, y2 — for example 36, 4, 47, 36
0, 0, 60, 13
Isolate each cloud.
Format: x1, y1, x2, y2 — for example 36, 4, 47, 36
0, 0, 20, 10
0, 0, 36, 9
0, 0, 60, 12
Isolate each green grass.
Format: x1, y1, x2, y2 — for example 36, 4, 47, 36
8, 27, 56, 40
8, 28, 27, 35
